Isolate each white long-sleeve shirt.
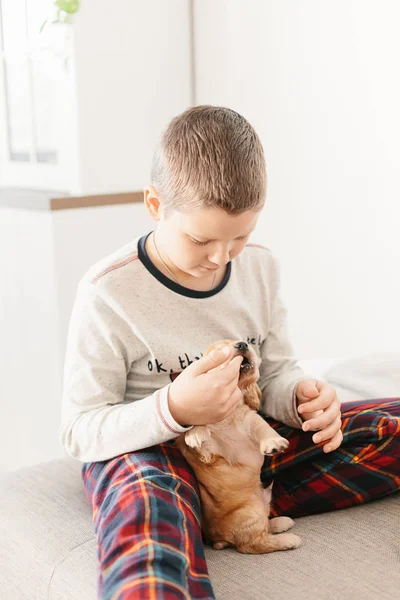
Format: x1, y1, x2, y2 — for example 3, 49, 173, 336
60, 232, 308, 463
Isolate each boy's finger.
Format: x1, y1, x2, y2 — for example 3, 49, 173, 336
192, 345, 233, 376
219, 355, 244, 381
323, 428, 344, 453
298, 389, 334, 414
296, 379, 319, 401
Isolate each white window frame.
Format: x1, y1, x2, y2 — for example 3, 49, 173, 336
0, 0, 80, 192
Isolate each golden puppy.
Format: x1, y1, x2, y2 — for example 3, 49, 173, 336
175, 340, 302, 554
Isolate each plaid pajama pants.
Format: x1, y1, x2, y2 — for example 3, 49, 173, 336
82, 397, 400, 599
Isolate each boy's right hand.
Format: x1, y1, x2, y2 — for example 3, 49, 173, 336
168, 346, 244, 426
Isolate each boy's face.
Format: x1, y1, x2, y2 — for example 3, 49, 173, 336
156, 204, 261, 278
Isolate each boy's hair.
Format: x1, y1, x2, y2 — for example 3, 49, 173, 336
151, 105, 267, 215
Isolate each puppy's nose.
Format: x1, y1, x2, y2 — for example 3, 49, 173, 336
234, 341, 249, 352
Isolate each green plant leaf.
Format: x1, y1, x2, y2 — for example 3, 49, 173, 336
54, 0, 80, 15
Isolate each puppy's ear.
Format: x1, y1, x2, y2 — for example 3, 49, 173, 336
244, 383, 262, 410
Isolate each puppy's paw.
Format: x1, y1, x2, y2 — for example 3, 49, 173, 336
185, 426, 210, 450
269, 516, 295, 534
276, 532, 302, 550
260, 436, 289, 456
213, 541, 229, 550
199, 450, 214, 464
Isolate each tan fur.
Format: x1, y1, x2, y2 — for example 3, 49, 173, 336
175, 340, 302, 554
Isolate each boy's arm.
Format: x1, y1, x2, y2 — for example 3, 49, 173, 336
60, 279, 192, 463
257, 255, 310, 429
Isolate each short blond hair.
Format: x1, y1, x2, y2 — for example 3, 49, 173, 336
151, 105, 267, 215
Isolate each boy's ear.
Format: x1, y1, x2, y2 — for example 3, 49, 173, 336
144, 185, 163, 221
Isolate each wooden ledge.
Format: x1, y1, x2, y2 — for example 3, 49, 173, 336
0, 188, 143, 211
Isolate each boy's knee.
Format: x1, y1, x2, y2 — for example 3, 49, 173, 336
113, 446, 199, 498
83, 443, 200, 514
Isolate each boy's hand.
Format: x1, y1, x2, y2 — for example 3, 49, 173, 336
296, 379, 343, 453
168, 345, 243, 426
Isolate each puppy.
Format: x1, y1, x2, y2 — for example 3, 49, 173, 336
175, 340, 302, 554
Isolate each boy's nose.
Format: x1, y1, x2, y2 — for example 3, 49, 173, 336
209, 244, 231, 265
234, 341, 248, 353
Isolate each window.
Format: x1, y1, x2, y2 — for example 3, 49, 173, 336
0, 0, 79, 191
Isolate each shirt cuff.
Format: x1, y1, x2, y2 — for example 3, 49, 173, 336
156, 384, 193, 435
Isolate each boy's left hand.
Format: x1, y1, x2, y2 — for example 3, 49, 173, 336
296, 379, 343, 453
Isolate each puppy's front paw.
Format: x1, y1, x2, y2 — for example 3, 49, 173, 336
185, 426, 210, 450
260, 436, 289, 456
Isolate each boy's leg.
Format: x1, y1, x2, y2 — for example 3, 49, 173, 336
260, 398, 400, 518
82, 441, 215, 600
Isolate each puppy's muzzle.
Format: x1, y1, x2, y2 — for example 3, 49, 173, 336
234, 341, 254, 374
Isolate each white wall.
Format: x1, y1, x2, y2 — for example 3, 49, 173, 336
0, 202, 154, 473
73, 0, 193, 194
0, 209, 62, 472
194, 0, 400, 358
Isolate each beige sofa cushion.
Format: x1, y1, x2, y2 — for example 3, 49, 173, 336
324, 352, 400, 399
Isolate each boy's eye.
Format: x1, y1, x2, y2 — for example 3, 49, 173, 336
191, 238, 209, 246
191, 235, 248, 246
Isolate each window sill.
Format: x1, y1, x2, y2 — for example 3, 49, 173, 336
0, 188, 143, 211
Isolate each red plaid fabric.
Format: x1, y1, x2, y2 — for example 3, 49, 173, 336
82, 397, 400, 599
262, 397, 400, 518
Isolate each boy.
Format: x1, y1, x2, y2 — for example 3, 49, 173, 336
61, 106, 400, 600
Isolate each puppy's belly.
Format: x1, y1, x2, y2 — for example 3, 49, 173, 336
198, 462, 267, 544
206, 426, 263, 471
